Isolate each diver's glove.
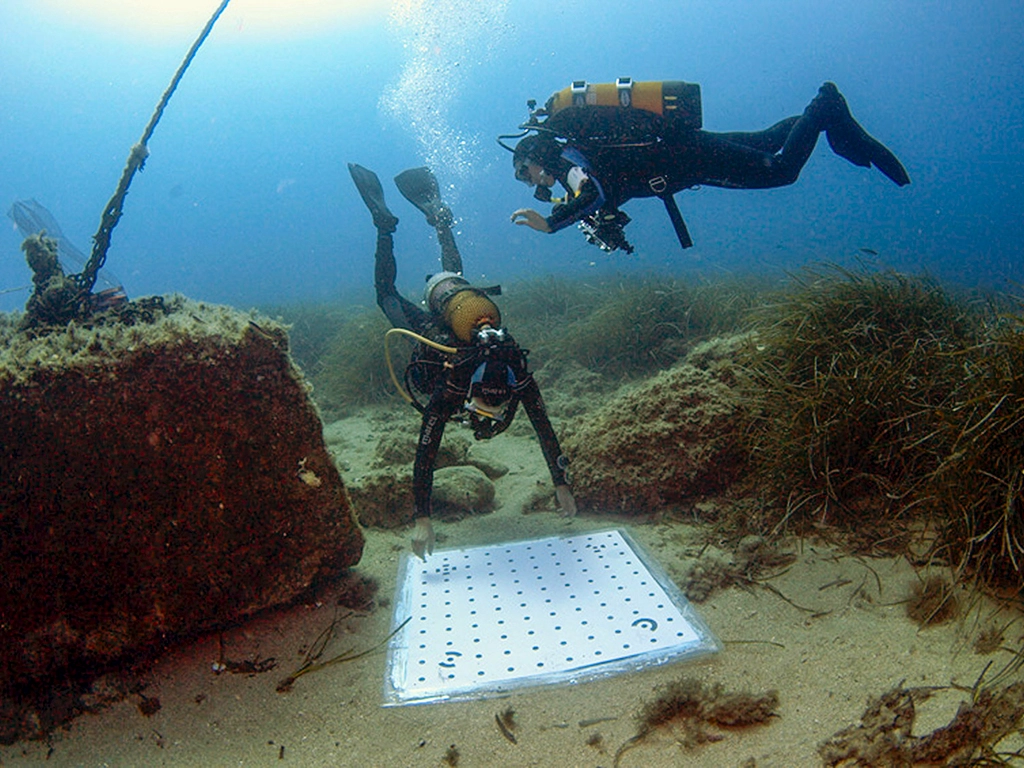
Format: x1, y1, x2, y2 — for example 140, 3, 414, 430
412, 517, 435, 562
555, 484, 577, 518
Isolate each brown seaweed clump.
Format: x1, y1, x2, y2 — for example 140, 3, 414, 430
334, 572, 379, 612
905, 575, 959, 627
740, 265, 974, 522
682, 535, 797, 603
736, 264, 1024, 593
926, 312, 1024, 591
973, 625, 1008, 656
498, 274, 760, 382
819, 683, 1024, 766
613, 677, 778, 766
442, 743, 460, 766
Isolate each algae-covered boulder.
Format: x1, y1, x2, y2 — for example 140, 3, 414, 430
433, 465, 496, 517
346, 461, 496, 528
0, 296, 363, 742
371, 428, 471, 470
465, 443, 510, 480
347, 466, 416, 528
347, 424, 500, 528
564, 342, 748, 515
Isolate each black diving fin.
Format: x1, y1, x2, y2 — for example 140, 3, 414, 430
394, 166, 453, 227
348, 163, 399, 233
814, 82, 911, 187
827, 126, 911, 187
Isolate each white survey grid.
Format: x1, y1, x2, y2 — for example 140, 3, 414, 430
384, 528, 718, 705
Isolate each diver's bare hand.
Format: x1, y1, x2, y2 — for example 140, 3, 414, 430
411, 517, 435, 562
555, 485, 577, 518
510, 208, 551, 233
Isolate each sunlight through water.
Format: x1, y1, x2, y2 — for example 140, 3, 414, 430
38, 0, 390, 39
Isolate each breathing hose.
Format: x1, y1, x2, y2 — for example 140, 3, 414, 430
384, 327, 458, 405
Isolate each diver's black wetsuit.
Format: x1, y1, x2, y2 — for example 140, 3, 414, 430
369, 183, 569, 522
372, 220, 460, 335
546, 117, 809, 231
530, 82, 910, 238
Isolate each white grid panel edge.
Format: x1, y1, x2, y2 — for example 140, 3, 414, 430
384, 529, 717, 705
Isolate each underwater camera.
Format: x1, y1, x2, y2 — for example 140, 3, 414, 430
579, 209, 635, 254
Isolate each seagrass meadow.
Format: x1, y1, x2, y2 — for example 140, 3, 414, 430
278, 266, 1024, 596
736, 265, 1024, 595
6, 264, 1024, 764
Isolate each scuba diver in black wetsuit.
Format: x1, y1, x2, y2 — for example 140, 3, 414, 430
347, 163, 576, 561
508, 80, 911, 254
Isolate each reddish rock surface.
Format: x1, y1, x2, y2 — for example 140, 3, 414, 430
0, 297, 363, 742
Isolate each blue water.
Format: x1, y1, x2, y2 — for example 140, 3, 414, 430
1, 0, 1021, 313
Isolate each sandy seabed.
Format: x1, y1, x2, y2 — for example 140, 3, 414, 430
2, 406, 1022, 768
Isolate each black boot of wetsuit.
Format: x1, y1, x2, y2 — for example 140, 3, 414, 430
809, 82, 911, 186
759, 107, 827, 186
434, 223, 463, 274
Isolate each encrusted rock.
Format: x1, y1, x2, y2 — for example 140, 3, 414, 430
348, 462, 496, 527
466, 443, 511, 480
432, 465, 496, 518
372, 429, 470, 469
563, 355, 748, 515
347, 466, 415, 528
0, 296, 363, 742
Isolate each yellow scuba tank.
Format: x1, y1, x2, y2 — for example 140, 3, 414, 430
544, 77, 702, 131
443, 290, 501, 343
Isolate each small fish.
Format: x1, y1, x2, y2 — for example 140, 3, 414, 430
858, 247, 879, 256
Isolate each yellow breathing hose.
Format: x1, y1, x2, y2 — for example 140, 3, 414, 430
384, 327, 459, 405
